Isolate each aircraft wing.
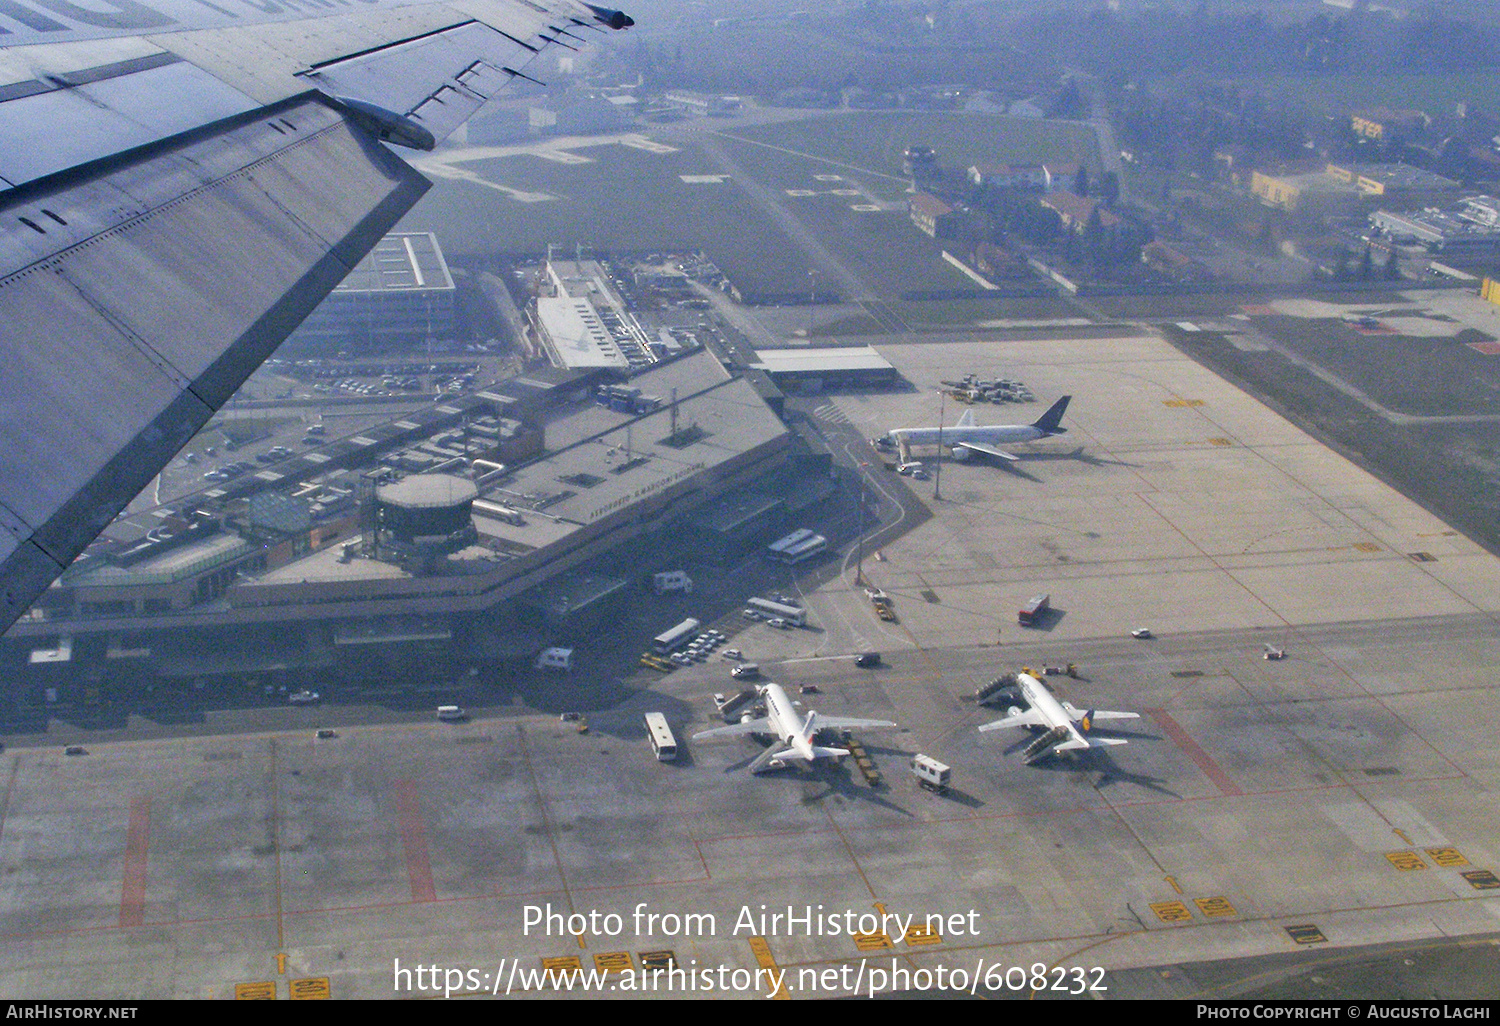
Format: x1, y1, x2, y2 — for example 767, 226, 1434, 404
0, 0, 634, 631
977, 708, 1048, 732
810, 716, 899, 732
693, 719, 774, 740
1061, 702, 1140, 724
952, 440, 1019, 462
1052, 737, 1127, 753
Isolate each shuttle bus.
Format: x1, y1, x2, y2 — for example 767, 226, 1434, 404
748, 597, 805, 626
767, 528, 813, 560
652, 617, 701, 654
778, 533, 827, 564
643, 711, 678, 761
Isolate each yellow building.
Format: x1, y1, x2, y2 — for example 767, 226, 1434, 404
1482, 278, 1500, 307
1249, 170, 1359, 214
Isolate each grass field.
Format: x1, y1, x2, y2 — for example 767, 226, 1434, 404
1232, 73, 1500, 119
719, 111, 1105, 195
399, 141, 813, 300
712, 134, 977, 298
398, 111, 1102, 305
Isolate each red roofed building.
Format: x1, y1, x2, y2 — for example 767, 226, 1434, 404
1041, 191, 1122, 233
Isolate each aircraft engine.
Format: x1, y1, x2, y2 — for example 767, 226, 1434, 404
1007, 706, 1023, 718
584, 3, 634, 28
951, 446, 971, 462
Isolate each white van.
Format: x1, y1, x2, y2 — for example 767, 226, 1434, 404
534, 647, 574, 671
910, 754, 951, 793
651, 570, 693, 595
436, 705, 467, 722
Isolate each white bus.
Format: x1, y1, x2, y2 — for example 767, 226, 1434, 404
748, 596, 806, 626
643, 712, 678, 761
767, 528, 814, 559
778, 534, 827, 565
652, 617, 701, 654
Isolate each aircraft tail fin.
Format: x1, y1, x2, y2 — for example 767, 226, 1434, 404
1032, 396, 1071, 435
956, 409, 976, 428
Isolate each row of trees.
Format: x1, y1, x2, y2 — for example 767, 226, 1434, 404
968, 185, 1153, 281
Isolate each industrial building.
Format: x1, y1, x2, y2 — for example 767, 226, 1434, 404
2, 350, 812, 696
289, 232, 455, 349
749, 346, 900, 393
532, 258, 662, 371
1370, 196, 1500, 256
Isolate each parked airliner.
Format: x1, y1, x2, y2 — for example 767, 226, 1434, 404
878, 397, 1070, 462
693, 682, 898, 773
978, 671, 1138, 763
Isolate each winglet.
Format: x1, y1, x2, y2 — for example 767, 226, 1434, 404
956, 409, 975, 428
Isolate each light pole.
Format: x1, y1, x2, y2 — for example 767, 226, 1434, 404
933, 390, 944, 501
855, 463, 869, 587
807, 269, 818, 337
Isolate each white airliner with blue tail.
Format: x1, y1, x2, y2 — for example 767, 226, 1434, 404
880, 396, 1071, 462
979, 671, 1139, 764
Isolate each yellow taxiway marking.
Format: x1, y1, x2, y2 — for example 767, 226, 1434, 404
1386, 850, 1427, 871
1149, 901, 1193, 923
288, 977, 330, 1000
747, 937, 789, 1000
1194, 896, 1237, 918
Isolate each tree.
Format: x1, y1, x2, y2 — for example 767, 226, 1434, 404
1100, 170, 1120, 208
1359, 245, 1374, 280
1073, 165, 1091, 198
1384, 251, 1402, 281
1332, 248, 1352, 281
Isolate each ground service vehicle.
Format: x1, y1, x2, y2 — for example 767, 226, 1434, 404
653, 617, 701, 654
748, 597, 806, 626
644, 712, 678, 761
911, 755, 951, 793
1018, 594, 1050, 627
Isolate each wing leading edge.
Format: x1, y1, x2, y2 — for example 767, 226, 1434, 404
0, 0, 634, 634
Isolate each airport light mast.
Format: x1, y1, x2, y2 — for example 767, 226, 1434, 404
933, 391, 944, 501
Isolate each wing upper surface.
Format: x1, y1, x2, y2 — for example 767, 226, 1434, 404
0, 0, 633, 632
953, 440, 1019, 461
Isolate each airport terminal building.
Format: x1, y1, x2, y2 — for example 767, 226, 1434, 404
1, 351, 813, 698
288, 232, 456, 349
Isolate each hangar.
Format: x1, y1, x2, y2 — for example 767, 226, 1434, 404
748, 345, 899, 392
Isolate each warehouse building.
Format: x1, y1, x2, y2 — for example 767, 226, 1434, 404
289, 232, 455, 349
748, 346, 900, 393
